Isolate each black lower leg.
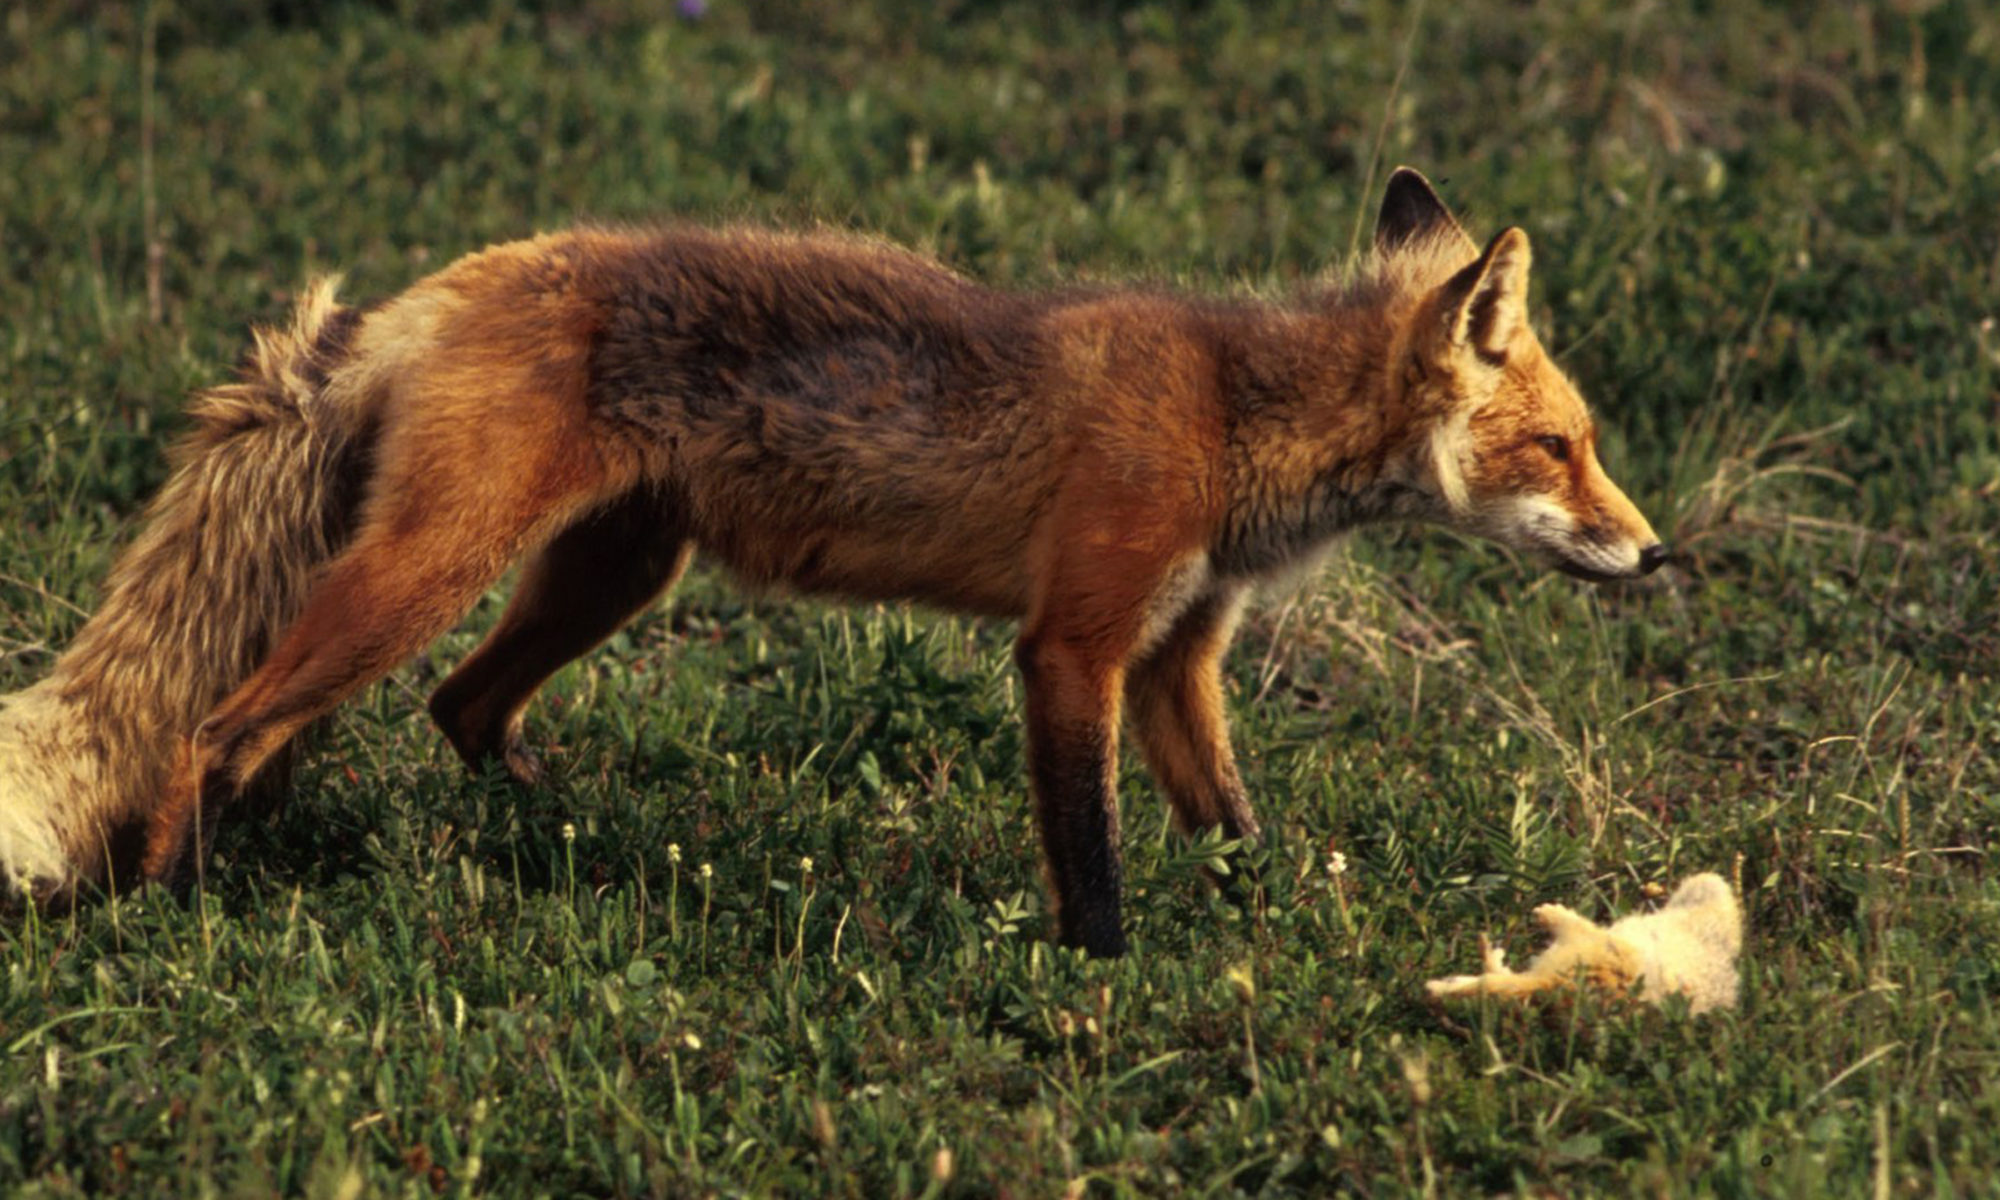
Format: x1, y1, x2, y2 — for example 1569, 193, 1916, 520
1033, 730, 1128, 958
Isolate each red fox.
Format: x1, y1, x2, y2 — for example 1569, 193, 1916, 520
0, 169, 1662, 956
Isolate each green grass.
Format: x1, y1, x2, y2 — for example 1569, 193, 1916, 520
3, 0, 1998, 1194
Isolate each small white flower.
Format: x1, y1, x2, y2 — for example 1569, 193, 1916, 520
1326, 851, 1349, 878
668, 843, 682, 865
1226, 963, 1256, 1004
699, 862, 713, 881
561, 822, 577, 844
800, 856, 814, 875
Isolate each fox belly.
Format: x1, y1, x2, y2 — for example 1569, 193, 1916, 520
651, 400, 1058, 617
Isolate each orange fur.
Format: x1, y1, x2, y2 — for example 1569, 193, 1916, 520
3, 170, 1663, 955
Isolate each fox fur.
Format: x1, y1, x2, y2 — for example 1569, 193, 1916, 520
1425, 874, 1744, 1013
1, 282, 370, 894
0, 169, 1663, 954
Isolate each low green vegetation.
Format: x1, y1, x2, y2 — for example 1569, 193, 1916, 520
3, 1, 1996, 1194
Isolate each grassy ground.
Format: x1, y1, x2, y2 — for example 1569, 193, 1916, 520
3, 1, 1997, 1194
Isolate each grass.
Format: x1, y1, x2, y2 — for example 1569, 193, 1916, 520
2, 0, 1998, 1194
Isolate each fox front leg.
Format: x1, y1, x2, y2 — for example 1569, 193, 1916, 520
1016, 630, 1129, 957
1123, 585, 1259, 842
1016, 417, 1218, 956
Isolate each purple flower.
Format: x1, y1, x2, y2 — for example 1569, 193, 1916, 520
677, 0, 708, 18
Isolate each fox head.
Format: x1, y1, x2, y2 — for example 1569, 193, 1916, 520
1374, 168, 1666, 580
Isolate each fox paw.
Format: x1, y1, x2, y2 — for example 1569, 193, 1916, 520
500, 737, 546, 787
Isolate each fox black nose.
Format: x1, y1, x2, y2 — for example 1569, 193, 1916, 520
1637, 543, 1669, 575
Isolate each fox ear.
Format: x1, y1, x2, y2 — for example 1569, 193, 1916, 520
1438, 227, 1533, 363
1375, 167, 1471, 253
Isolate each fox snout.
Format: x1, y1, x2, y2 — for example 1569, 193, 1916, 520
1555, 537, 1669, 581
1486, 494, 1663, 581
1565, 462, 1667, 580
1534, 483, 1666, 582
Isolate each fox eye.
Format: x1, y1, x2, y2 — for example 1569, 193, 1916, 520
1535, 435, 1570, 462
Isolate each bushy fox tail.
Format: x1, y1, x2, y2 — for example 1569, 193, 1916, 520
0, 281, 377, 898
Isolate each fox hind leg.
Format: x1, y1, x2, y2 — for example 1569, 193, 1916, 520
143, 404, 627, 884
428, 489, 693, 786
